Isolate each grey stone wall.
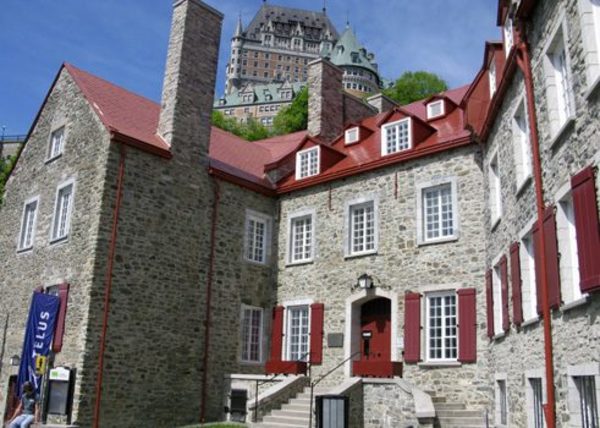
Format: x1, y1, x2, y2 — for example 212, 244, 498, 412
366, 93, 399, 114
363, 382, 418, 428
482, 0, 600, 426
275, 144, 489, 408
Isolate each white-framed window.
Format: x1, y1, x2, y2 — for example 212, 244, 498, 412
417, 178, 459, 245
295, 146, 320, 179
567, 363, 600, 428
513, 98, 533, 191
345, 198, 377, 256
426, 100, 445, 119
287, 209, 315, 264
525, 370, 546, 428
577, 0, 600, 92
48, 126, 65, 161
345, 127, 360, 145
556, 187, 584, 306
490, 58, 497, 98
17, 196, 39, 251
495, 373, 509, 427
240, 305, 263, 363
244, 210, 271, 265
425, 291, 457, 362
504, 10, 514, 57
493, 261, 504, 336
519, 227, 539, 322
381, 118, 411, 156
50, 179, 75, 243
542, 18, 575, 139
489, 152, 502, 227
286, 305, 310, 361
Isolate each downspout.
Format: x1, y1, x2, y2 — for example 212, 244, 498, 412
93, 143, 127, 428
200, 177, 221, 423
516, 33, 557, 428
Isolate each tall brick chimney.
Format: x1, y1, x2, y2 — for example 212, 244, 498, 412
158, 0, 223, 161
307, 58, 344, 142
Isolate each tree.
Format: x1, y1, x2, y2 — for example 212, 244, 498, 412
0, 154, 17, 206
272, 87, 308, 135
383, 71, 448, 105
211, 111, 270, 142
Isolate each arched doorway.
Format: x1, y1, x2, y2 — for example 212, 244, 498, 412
358, 298, 391, 362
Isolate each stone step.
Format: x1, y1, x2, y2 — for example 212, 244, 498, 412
253, 422, 308, 428
433, 402, 466, 410
291, 397, 312, 405
262, 414, 310, 426
282, 402, 311, 412
271, 408, 310, 418
437, 416, 485, 426
436, 409, 484, 418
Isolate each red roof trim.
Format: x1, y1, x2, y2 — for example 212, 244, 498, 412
208, 167, 276, 196
110, 131, 172, 159
375, 107, 437, 132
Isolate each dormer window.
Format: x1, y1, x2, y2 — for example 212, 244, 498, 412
381, 118, 411, 156
295, 147, 320, 179
345, 127, 360, 145
427, 100, 445, 119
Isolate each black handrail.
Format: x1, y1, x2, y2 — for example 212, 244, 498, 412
308, 351, 361, 428
252, 350, 312, 423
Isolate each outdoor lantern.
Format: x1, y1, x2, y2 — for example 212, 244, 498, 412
357, 273, 373, 290
10, 354, 20, 366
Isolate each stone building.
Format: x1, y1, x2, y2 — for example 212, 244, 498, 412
0, 1, 599, 428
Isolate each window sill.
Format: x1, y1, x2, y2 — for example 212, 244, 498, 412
285, 259, 314, 267
344, 250, 378, 259
584, 74, 600, 100
490, 216, 501, 231
492, 332, 506, 340
417, 235, 459, 247
49, 235, 69, 246
45, 153, 63, 164
515, 175, 532, 196
244, 258, 269, 267
16, 246, 33, 254
560, 295, 590, 312
418, 361, 461, 368
521, 316, 540, 327
549, 117, 575, 150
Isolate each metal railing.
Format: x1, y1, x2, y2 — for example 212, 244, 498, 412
252, 351, 312, 423
308, 351, 361, 428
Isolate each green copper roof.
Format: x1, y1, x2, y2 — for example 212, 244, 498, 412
330, 27, 379, 77
215, 81, 305, 107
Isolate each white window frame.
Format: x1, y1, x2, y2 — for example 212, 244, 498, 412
243, 209, 272, 265
525, 369, 547, 428
295, 146, 320, 180
345, 127, 360, 145
284, 302, 311, 362
512, 96, 533, 193
519, 219, 539, 324
47, 125, 66, 162
490, 58, 497, 98
541, 15, 575, 142
492, 254, 504, 337
50, 178, 76, 244
17, 196, 40, 252
381, 118, 412, 156
488, 151, 502, 228
344, 195, 378, 257
567, 363, 600, 428
426, 100, 445, 119
577, 0, 600, 95
495, 373, 509, 427
424, 291, 458, 362
286, 208, 316, 265
240, 304, 264, 364
555, 184, 587, 307
416, 177, 459, 246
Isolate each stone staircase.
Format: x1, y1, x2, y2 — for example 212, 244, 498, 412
252, 385, 329, 428
430, 393, 486, 428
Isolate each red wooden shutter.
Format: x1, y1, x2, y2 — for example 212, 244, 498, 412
543, 206, 561, 308
486, 270, 494, 338
404, 293, 421, 363
269, 306, 284, 362
457, 288, 477, 363
52, 283, 70, 353
510, 242, 523, 326
533, 223, 543, 315
571, 166, 600, 293
500, 255, 510, 332
310, 303, 324, 365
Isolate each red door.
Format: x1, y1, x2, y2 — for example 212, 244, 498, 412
359, 298, 391, 361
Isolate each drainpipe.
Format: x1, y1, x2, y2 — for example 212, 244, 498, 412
93, 143, 127, 428
516, 32, 557, 428
200, 177, 221, 423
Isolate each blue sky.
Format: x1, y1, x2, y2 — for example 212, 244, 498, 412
0, 1, 500, 135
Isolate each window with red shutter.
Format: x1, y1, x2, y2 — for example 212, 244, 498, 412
457, 288, 477, 363
571, 166, 600, 293
510, 242, 523, 326
500, 256, 510, 332
543, 206, 561, 308
533, 223, 543, 315
486, 270, 494, 338
268, 306, 284, 362
404, 293, 421, 363
309, 303, 324, 365
52, 283, 69, 353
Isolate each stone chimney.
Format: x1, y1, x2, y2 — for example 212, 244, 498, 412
158, 0, 223, 161
307, 58, 344, 142
367, 92, 399, 113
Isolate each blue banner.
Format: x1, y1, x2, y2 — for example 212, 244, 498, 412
17, 291, 60, 397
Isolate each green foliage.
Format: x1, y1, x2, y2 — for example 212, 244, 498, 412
272, 87, 308, 135
383, 71, 448, 105
211, 111, 270, 142
0, 154, 18, 206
